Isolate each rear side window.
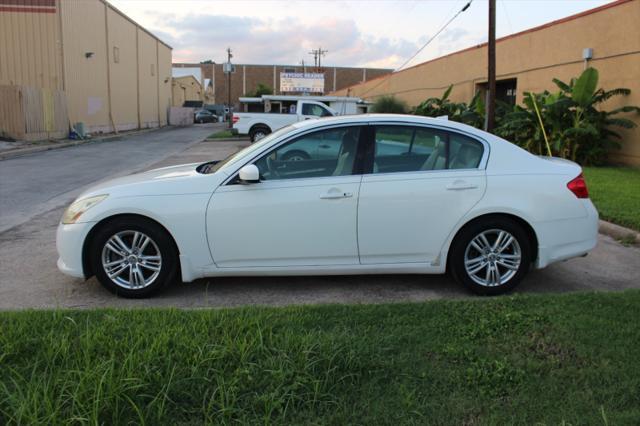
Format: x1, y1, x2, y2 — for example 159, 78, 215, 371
372, 125, 483, 174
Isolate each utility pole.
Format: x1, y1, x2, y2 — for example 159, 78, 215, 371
308, 50, 318, 68
308, 47, 327, 71
486, 0, 496, 132
225, 47, 233, 128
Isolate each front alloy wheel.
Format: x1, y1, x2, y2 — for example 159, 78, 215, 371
101, 230, 162, 289
91, 217, 178, 298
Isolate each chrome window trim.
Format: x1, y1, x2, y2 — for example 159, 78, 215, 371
221, 119, 491, 186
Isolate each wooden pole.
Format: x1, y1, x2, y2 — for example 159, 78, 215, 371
487, 0, 496, 132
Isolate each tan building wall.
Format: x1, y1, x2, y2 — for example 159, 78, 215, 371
333, 0, 640, 166
158, 44, 172, 126
137, 29, 159, 128
60, 0, 111, 132
0, 0, 172, 139
107, 6, 139, 131
171, 75, 203, 107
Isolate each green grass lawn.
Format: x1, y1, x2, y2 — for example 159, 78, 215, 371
583, 166, 640, 231
207, 129, 242, 140
2, 291, 640, 424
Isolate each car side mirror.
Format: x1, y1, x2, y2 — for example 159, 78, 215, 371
238, 164, 260, 184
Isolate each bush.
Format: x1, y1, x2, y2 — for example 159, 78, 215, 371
371, 95, 408, 114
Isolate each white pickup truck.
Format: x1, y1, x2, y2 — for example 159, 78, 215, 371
233, 100, 336, 142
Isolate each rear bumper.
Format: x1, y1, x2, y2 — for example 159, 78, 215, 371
535, 199, 599, 268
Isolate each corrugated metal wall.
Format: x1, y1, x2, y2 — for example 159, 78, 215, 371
0, 0, 172, 139
0, 85, 68, 140
0, 1, 62, 90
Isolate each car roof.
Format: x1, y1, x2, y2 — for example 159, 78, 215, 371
291, 113, 486, 136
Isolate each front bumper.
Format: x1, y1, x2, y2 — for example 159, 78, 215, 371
56, 221, 95, 279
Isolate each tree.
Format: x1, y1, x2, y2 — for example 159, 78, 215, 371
245, 83, 273, 97
371, 95, 408, 114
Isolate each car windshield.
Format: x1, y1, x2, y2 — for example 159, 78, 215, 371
200, 125, 299, 174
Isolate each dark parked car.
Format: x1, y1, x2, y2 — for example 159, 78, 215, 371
194, 109, 217, 123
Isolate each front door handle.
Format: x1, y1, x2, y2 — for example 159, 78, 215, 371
320, 190, 353, 199
446, 180, 478, 190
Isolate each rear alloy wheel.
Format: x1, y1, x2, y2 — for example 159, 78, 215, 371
450, 218, 531, 295
91, 218, 178, 298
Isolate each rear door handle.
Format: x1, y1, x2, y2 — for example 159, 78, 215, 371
446, 180, 478, 190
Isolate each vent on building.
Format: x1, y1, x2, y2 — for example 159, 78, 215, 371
113, 46, 119, 63
151, 64, 156, 76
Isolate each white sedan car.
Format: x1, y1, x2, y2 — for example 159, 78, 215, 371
57, 114, 598, 297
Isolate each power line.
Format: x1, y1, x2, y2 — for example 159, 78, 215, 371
359, 0, 473, 98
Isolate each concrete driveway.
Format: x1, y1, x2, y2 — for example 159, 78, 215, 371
1, 131, 639, 309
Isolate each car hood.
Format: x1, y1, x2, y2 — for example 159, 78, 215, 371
77, 163, 222, 199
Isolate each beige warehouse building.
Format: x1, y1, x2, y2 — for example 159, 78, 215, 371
171, 75, 204, 107
333, 0, 640, 165
0, 0, 172, 140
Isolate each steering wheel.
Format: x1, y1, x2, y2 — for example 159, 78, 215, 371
266, 155, 281, 179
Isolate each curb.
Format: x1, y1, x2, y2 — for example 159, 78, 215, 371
598, 220, 640, 244
205, 137, 250, 143
0, 128, 159, 161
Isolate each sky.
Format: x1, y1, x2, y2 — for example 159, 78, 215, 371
109, 0, 613, 70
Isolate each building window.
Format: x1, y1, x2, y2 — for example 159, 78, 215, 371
113, 46, 119, 63
283, 67, 296, 73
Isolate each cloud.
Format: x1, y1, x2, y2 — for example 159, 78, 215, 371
148, 13, 419, 68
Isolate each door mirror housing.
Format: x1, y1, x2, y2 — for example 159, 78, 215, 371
238, 164, 260, 184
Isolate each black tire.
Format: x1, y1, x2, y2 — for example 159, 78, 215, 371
449, 217, 531, 296
90, 216, 179, 298
249, 126, 270, 143
281, 150, 310, 162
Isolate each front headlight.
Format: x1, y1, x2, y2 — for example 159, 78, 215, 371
61, 195, 108, 224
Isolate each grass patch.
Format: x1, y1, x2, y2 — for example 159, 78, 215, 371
2, 291, 640, 424
583, 166, 640, 231
207, 130, 240, 140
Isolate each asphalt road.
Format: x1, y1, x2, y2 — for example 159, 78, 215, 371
1, 128, 639, 309
0, 124, 219, 233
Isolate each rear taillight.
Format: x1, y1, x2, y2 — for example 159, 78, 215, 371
232, 115, 239, 124
567, 173, 589, 198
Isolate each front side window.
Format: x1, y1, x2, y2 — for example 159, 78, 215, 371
302, 103, 332, 117
254, 126, 361, 180
372, 125, 483, 174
